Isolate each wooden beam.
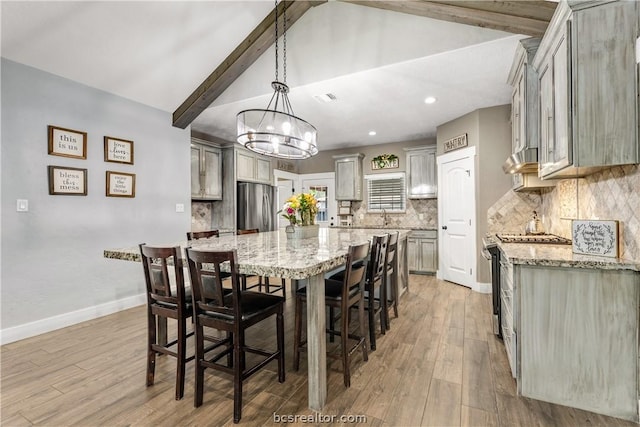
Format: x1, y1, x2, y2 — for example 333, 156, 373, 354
172, 1, 326, 129
342, 1, 556, 38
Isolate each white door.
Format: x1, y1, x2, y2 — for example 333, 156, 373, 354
437, 147, 476, 288
277, 179, 295, 228
301, 173, 336, 228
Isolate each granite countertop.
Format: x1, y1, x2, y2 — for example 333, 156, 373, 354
331, 225, 437, 231
484, 234, 640, 272
105, 228, 410, 279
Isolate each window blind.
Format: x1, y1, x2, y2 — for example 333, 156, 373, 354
365, 173, 406, 212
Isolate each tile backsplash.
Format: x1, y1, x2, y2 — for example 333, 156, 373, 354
488, 164, 640, 261
191, 201, 212, 231
487, 190, 542, 234
351, 198, 438, 229
541, 165, 640, 261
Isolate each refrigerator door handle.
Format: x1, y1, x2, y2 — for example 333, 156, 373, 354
263, 192, 269, 228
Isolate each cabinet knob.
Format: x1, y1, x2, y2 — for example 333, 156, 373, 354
441, 226, 448, 230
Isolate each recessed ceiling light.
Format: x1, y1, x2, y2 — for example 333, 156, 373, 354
369, 131, 377, 136
424, 96, 437, 104
313, 93, 337, 103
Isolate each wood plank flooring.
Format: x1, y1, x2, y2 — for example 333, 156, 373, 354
2, 275, 638, 426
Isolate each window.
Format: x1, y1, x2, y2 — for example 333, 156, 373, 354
308, 185, 328, 222
365, 173, 406, 212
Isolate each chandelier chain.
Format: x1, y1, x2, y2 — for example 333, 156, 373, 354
283, 0, 287, 84
274, 0, 279, 82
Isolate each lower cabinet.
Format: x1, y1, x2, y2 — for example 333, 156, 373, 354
408, 230, 437, 274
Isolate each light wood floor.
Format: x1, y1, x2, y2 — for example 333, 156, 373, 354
2, 275, 638, 426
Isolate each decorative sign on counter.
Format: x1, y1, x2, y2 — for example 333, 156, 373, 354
443, 133, 468, 153
572, 220, 619, 258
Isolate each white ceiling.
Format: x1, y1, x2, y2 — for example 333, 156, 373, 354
1, 1, 526, 151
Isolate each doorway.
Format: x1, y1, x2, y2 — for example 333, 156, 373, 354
273, 171, 337, 228
437, 146, 476, 288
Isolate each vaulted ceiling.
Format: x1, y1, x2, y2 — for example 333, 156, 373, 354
1, 1, 557, 151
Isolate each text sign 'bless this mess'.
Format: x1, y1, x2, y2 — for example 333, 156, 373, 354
572, 220, 619, 258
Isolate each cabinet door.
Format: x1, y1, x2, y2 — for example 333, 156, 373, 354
550, 29, 571, 171
407, 238, 420, 272
236, 151, 255, 181
202, 146, 222, 199
539, 61, 554, 177
335, 159, 357, 200
516, 73, 526, 153
420, 238, 438, 273
256, 157, 272, 183
191, 145, 202, 198
407, 149, 437, 199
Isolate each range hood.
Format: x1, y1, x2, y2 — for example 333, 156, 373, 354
502, 148, 539, 174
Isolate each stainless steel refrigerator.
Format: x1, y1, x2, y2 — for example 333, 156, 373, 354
236, 182, 277, 232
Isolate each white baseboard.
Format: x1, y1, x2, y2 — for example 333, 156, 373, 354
0, 293, 146, 345
473, 281, 492, 294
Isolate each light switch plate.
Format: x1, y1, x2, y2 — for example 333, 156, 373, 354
175, 203, 185, 213
16, 199, 28, 212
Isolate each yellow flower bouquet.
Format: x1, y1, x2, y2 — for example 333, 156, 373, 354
278, 192, 319, 226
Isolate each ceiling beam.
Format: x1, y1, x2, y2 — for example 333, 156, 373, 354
173, 0, 326, 129
342, 1, 556, 38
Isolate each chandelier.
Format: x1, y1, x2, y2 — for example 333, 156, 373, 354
236, 0, 318, 160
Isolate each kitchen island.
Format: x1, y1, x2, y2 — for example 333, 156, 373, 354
491, 238, 640, 422
105, 227, 409, 412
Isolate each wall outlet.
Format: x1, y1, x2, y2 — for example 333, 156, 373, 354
175, 203, 185, 213
419, 213, 425, 220
359, 213, 364, 219
16, 199, 28, 212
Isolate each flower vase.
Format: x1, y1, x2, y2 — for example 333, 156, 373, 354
301, 210, 312, 226
285, 223, 319, 239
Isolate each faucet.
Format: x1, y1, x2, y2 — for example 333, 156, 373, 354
381, 209, 389, 226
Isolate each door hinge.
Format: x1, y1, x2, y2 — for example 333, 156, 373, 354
469, 219, 471, 225
470, 268, 473, 275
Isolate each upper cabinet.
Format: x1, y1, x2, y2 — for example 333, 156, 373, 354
508, 38, 541, 157
333, 153, 364, 201
235, 147, 272, 184
404, 146, 437, 199
532, 0, 639, 179
191, 139, 222, 200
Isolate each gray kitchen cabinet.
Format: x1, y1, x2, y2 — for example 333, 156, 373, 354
508, 37, 540, 156
333, 153, 364, 201
235, 147, 272, 184
407, 230, 437, 274
191, 140, 222, 200
404, 146, 437, 199
533, 0, 639, 179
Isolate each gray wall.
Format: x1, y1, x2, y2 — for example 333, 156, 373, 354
1, 59, 191, 337
436, 105, 511, 285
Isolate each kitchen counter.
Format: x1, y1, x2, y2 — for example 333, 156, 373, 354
105, 227, 410, 280
331, 225, 437, 231
483, 234, 640, 272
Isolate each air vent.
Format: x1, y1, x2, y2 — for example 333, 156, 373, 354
313, 93, 337, 103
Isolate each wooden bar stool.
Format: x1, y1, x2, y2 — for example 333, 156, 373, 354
187, 230, 219, 240
186, 247, 285, 423
237, 228, 286, 299
384, 231, 399, 330
293, 241, 370, 387
139, 244, 194, 400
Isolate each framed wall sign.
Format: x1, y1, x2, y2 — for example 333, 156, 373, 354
106, 171, 136, 198
48, 165, 87, 196
104, 136, 134, 164
572, 220, 619, 258
443, 133, 468, 153
48, 125, 87, 159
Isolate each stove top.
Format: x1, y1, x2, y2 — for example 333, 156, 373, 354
496, 233, 572, 245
